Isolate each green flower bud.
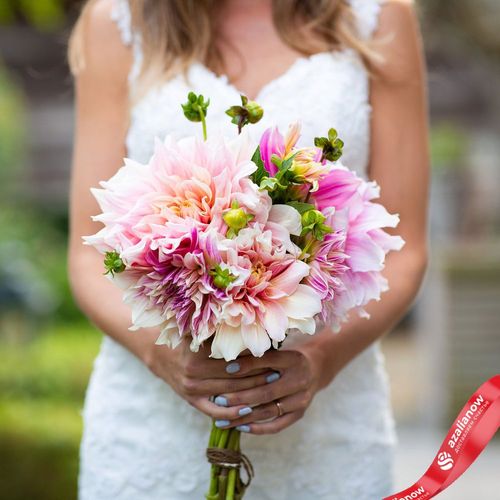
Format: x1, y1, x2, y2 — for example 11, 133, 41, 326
245, 100, 264, 124
225, 95, 264, 133
301, 209, 326, 227
181, 92, 210, 139
210, 265, 237, 289
300, 210, 332, 241
104, 250, 125, 276
181, 92, 210, 123
223, 201, 254, 237
314, 128, 344, 162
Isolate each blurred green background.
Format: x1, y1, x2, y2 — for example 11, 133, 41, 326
0, 1, 499, 499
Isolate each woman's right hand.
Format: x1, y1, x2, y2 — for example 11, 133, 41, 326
143, 337, 278, 424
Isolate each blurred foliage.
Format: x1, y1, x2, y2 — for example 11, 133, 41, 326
0, 65, 25, 188
0, 65, 82, 326
0, 323, 100, 400
0, 206, 84, 327
0, 0, 65, 30
430, 123, 469, 170
0, 323, 101, 500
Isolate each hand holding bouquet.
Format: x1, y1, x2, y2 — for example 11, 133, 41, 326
84, 92, 404, 499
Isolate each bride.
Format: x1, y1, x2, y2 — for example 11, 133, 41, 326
67, 0, 429, 498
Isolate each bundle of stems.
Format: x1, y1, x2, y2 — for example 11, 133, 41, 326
205, 421, 250, 500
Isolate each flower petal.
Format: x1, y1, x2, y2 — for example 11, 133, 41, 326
268, 204, 302, 236
211, 323, 246, 361
259, 127, 284, 175
284, 122, 301, 155
346, 234, 386, 272
154, 319, 182, 348
266, 260, 311, 299
260, 302, 288, 341
288, 317, 316, 335
280, 284, 322, 319
241, 323, 271, 358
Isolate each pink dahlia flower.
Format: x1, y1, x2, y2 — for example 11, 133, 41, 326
83, 132, 271, 265
311, 164, 405, 328
209, 226, 322, 360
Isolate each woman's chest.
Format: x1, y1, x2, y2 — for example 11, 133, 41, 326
127, 50, 372, 177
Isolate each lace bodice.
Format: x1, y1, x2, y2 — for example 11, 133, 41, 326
113, 0, 383, 181
78, 1, 397, 499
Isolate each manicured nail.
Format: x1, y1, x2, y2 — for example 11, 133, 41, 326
226, 362, 240, 374
238, 406, 252, 416
266, 372, 280, 384
236, 425, 250, 433
215, 419, 230, 428
214, 396, 228, 407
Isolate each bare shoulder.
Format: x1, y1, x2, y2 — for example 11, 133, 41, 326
371, 0, 425, 84
76, 0, 131, 83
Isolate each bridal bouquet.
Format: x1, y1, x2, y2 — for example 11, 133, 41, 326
84, 92, 404, 499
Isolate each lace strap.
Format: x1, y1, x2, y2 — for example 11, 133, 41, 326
349, 0, 386, 39
110, 0, 133, 46
110, 0, 142, 85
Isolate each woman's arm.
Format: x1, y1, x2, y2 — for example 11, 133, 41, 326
67, 0, 271, 422
302, 0, 430, 388
67, 0, 160, 357
214, 0, 430, 434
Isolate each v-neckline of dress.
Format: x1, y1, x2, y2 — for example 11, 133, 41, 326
190, 50, 344, 103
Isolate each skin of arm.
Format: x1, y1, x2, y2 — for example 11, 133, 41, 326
216, 0, 431, 434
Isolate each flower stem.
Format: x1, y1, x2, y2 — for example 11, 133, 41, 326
206, 423, 244, 500
207, 421, 221, 499
299, 238, 314, 260
225, 430, 240, 500
218, 428, 230, 448
201, 113, 208, 140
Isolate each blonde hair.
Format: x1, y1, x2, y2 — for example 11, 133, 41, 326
69, 0, 378, 93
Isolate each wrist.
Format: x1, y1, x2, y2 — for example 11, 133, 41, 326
297, 333, 338, 391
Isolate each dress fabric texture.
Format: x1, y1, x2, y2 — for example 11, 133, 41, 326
78, 0, 397, 498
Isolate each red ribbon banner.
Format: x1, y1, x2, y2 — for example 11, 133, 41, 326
384, 374, 500, 500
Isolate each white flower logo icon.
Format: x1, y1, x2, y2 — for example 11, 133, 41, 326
437, 451, 454, 471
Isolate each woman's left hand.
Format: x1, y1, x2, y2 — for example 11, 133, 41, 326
214, 343, 330, 435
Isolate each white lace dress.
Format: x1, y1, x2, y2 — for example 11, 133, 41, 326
78, 0, 397, 498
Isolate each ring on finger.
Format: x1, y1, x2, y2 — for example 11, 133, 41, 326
274, 399, 284, 418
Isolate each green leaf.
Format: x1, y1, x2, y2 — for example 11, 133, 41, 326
328, 128, 338, 142
270, 154, 282, 168
260, 177, 285, 191
250, 146, 268, 185
286, 201, 315, 215
279, 153, 298, 173
225, 105, 243, 118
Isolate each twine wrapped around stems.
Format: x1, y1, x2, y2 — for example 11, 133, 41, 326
206, 447, 254, 486
205, 425, 254, 500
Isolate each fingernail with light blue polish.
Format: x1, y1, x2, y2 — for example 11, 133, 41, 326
266, 372, 280, 384
214, 396, 228, 407
236, 425, 251, 433
238, 406, 252, 416
215, 419, 230, 428
226, 362, 240, 374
